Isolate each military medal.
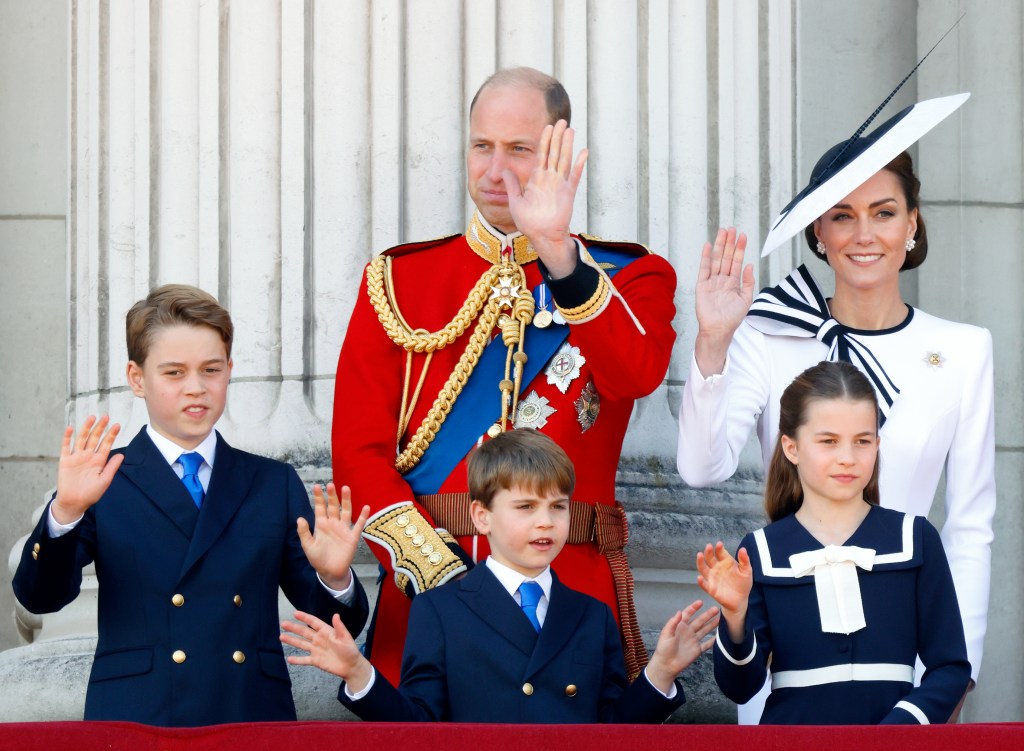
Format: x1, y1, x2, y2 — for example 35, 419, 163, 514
546, 342, 585, 394
490, 276, 520, 309
575, 380, 600, 432
532, 284, 554, 328
514, 391, 556, 430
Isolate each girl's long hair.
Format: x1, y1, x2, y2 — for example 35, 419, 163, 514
765, 361, 881, 522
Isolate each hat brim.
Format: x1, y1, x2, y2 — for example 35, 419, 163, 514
760, 92, 970, 257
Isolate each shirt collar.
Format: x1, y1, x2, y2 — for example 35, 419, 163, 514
484, 556, 553, 600
146, 425, 218, 469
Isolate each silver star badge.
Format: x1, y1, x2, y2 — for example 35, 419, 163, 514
514, 391, 556, 430
546, 342, 586, 394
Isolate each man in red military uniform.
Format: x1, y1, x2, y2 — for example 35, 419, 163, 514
332, 67, 676, 684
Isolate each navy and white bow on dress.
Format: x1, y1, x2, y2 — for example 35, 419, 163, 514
745, 265, 901, 424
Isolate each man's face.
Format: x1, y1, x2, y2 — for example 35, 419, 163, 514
467, 84, 551, 234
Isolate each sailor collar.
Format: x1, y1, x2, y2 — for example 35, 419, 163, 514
465, 211, 538, 265
750, 506, 922, 585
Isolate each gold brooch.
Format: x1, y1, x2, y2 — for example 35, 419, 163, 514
923, 351, 945, 369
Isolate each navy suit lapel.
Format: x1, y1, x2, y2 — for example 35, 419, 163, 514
118, 428, 199, 541
457, 565, 539, 657
178, 433, 254, 579
525, 572, 587, 678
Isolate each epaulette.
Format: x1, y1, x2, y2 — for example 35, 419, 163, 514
378, 233, 463, 259
578, 233, 651, 256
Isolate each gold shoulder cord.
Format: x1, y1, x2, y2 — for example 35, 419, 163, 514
366, 254, 534, 473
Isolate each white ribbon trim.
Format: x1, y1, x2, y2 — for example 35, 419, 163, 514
789, 545, 875, 634
772, 662, 914, 690
715, 629, 758, 666
873, 514, 916, 564
754, 514, 916, 578
894, 699, 930, 725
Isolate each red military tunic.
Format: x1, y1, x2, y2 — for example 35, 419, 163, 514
332, 213, 676, 684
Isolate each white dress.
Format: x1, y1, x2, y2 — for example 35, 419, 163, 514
677, 272, 995, 698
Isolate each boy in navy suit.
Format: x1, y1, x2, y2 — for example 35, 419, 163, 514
281, 429, 719, 723
13, 284, 369, 726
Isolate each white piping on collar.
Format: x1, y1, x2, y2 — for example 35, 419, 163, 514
753, 513, 915, 578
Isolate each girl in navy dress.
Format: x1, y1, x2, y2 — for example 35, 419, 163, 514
696, 361, 970, 724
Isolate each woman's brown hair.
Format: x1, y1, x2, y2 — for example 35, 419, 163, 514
804, 150, 928, 271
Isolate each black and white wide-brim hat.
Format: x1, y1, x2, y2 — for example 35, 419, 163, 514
760, 92, 970, 258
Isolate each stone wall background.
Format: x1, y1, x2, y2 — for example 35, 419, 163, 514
1, 0, 1020, 723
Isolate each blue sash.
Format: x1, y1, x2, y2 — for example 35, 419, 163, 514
404, 246, 641, 495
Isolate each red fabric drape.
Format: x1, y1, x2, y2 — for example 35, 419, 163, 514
0, 721, 1020, 751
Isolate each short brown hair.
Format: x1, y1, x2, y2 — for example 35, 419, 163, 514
125, 284, 234, 365
765, 361, 881, 522
469, 67, 571, 126
467, 430, 575, 509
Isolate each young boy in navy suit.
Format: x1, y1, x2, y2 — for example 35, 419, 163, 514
13, 284, 369, 726
281, 429, 719, 723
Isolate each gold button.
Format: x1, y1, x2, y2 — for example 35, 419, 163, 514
522, 682, 534, 696
171, 594, 185, 607
404, 524, 418, 537
233, 595, 242, 607
232, 651, 246, 664
412, 534, 425, 546
33, 543, 41, 553
32, 551, 38, 560
395, 513, 410, 527
428, 552, 443, 565
172, 650, 186, 664
486, 424, 502, 438
565, 684, 577, 697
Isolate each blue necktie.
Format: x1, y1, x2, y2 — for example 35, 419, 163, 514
178, 452, 205, 508
518, 581, 543, 632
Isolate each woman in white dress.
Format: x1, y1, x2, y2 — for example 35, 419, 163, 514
676, 97, 994, 722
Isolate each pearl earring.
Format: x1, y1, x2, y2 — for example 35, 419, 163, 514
815, 241, 826, 256
905, 238, 916, 252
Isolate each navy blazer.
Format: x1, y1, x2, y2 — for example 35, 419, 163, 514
13, 428, 368, 726
340, 564, 683, 723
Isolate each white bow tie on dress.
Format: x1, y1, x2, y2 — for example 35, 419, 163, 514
789, 545, 876, 634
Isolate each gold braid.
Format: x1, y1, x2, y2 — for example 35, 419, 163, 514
366, 255, 534, 473
367, 256, 502, 352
